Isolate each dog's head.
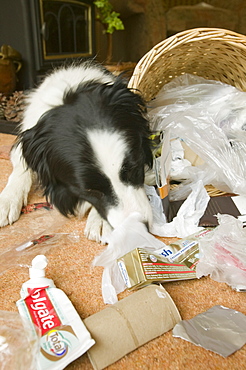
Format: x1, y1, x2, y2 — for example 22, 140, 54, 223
19, 78, 153, 229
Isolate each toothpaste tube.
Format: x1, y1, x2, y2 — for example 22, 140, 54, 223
16, 255, 95, 370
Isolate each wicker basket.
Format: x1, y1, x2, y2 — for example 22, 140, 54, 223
128, 28, 246, 197
128, 28, 246, 101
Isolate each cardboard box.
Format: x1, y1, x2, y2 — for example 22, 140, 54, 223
118, 228, 213, 290
118, 248, 197, 290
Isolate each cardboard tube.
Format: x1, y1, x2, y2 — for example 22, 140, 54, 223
84, 284, 181, 370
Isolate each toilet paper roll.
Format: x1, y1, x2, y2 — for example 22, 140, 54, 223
84, 284, 181, 370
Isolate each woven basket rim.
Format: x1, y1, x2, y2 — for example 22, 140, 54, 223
128, 28, 246, 100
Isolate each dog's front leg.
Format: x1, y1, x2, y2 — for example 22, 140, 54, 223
0, 145, 33, 226
84, 207, 113, 244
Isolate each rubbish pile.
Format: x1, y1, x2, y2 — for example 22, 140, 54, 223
1, 74, 246, 369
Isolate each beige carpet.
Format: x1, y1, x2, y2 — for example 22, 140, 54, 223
0, 133, 245, 370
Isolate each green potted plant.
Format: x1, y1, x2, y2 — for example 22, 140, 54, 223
94, 0, 124, 65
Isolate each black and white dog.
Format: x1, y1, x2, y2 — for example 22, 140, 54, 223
0, 61, 153, 242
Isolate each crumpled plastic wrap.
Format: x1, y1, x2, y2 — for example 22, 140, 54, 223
196, 214, 246, 291
146, 181, 209, 238
94, 179, 210, 304
93, 212, 165, 304
148, 73, 246, 197
0, 310, 40, 369
0, 205, 79, 275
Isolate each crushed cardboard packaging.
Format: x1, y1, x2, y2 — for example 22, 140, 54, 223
118, 228, 213, 290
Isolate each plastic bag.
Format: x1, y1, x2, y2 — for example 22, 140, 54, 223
146, 181, 209, 238
93, 182, 209, 304
148, 74, 246, 196
93, 212, 166, 304
0, 203, 65, 245
0, 204, 79, 275
196, 214, 246, 291
0, 231, 79, 276
0, 310, 40, 370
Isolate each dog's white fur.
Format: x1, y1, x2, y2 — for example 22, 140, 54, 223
87, 130, 152, 229
0, 63, 153, 242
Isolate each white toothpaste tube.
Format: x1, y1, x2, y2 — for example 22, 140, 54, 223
16, 255, 95, 370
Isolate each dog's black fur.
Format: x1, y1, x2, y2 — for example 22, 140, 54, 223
19, 78, 153, 221
0, 62, 153, 241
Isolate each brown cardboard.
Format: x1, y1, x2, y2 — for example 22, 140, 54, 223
117, 229, 213, 290
84, 285, 181, 370
168, 196, 241, 226
118, 248, 197, 290
154, 130, 172, 220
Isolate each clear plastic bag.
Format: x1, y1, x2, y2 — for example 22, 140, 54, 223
148, 74, 246, 197
93, 212, 166, 304
196, 214, 246, 291
146, 182, 209, 238
0, 310, 40, 370
0, 205, 79, 275
94, 185, 210, 304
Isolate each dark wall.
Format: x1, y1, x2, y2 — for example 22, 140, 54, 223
0, 0, 37, 90
0, 0, 96, 91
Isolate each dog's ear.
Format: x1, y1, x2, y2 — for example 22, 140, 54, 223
45, 182, 79, 217
18, 113, 84, 217
19, 119, 53, 186
19, 125, 80, 216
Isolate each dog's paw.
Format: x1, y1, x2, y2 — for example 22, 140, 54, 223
84, 207, 112, 243
0, 192, 25, 227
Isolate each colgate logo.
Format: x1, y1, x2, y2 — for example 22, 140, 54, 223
25, 287, 61, 335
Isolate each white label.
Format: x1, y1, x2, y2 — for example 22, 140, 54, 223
169, 241, 197, 262
118, 260, 131, 288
